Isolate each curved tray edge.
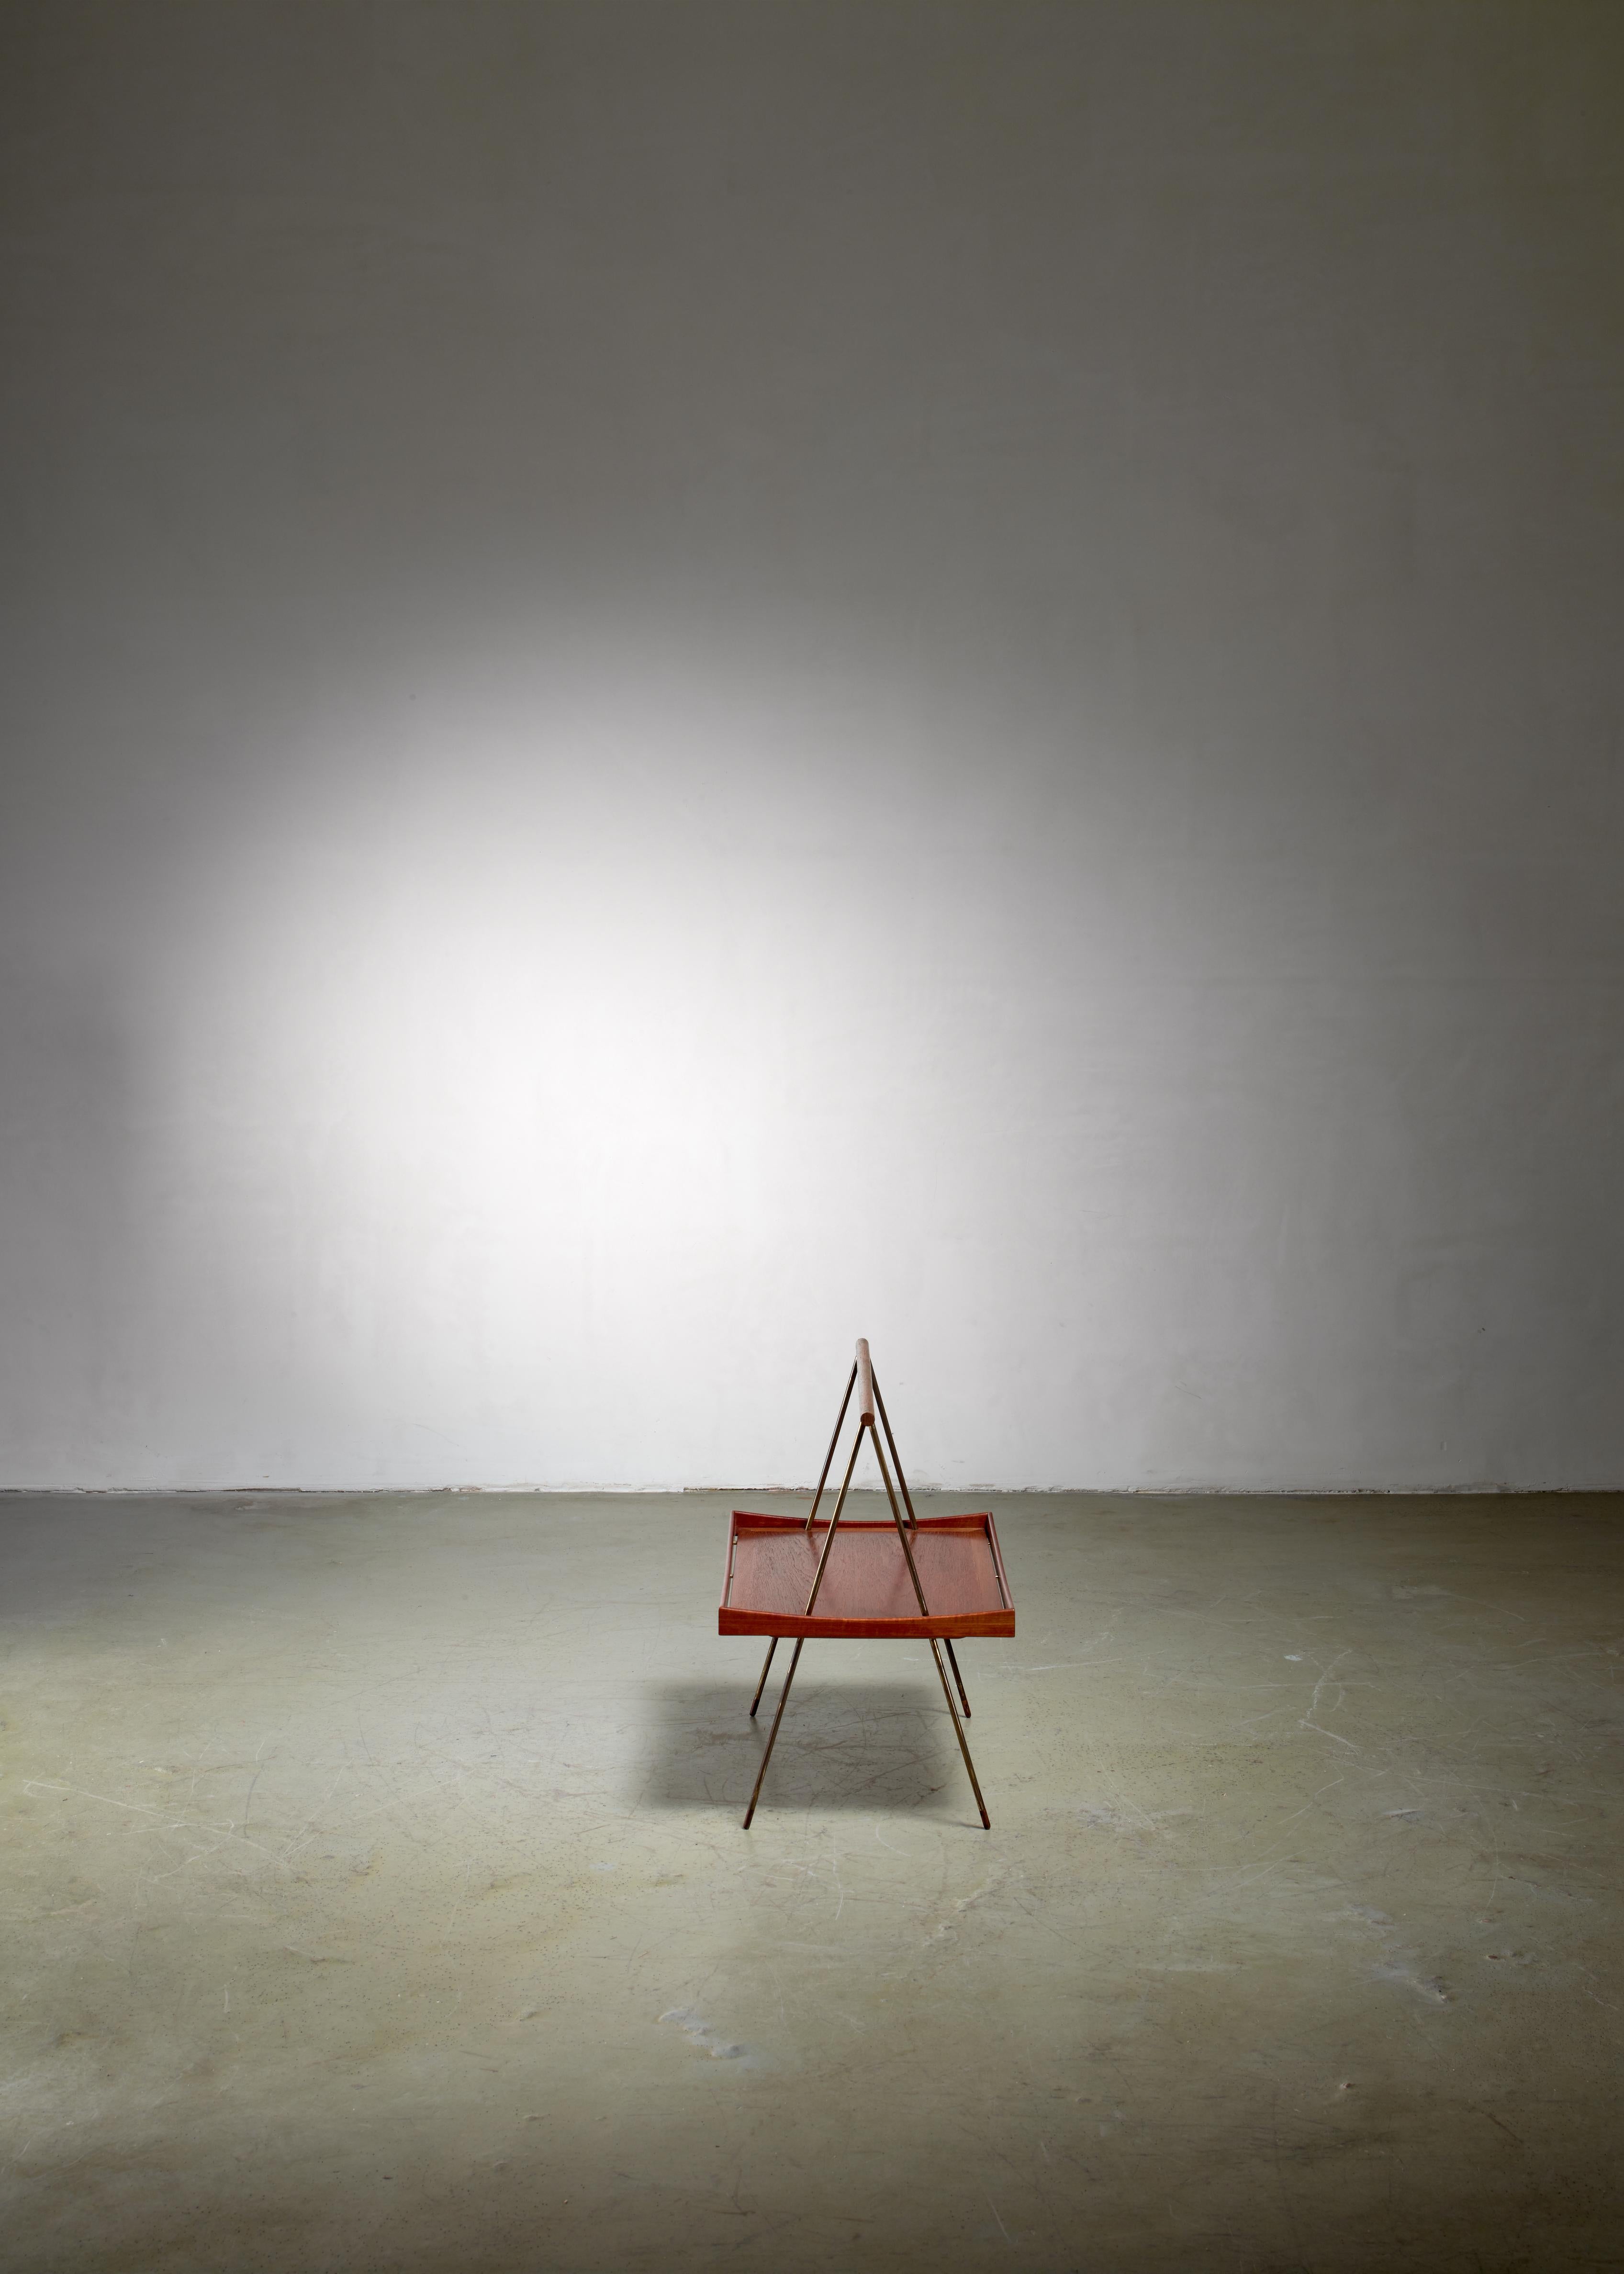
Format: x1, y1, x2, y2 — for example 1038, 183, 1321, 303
720, 1606, 1015, 1641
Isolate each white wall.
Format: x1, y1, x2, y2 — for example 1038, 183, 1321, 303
2, 2, 1621, 1491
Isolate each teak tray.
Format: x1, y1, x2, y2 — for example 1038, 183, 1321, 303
721, 1509, 1014, 1641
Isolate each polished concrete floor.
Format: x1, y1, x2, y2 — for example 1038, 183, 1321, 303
2, 1489, 1621, 2273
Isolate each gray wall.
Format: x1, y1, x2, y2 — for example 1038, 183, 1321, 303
2, 1, 1621, 1490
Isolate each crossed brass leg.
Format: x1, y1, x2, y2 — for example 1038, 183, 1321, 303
742, 1637, 803, 1829
742, 1636, 989, 1829
748, 1637, 777, 1717
928, 1637, 991, 1828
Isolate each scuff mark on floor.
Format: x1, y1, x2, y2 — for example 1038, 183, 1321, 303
659, 2006, 747, 2060
1371, 1962, 1451, 2005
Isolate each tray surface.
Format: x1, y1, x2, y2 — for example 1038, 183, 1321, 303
721, 1511, 1014, 1640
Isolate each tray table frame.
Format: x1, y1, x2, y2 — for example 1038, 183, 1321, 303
718, 1340, 1014, 1828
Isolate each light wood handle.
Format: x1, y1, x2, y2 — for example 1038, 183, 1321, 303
855, 1338, 875, 1424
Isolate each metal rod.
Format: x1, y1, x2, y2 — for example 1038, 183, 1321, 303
871, 1373, 918, 1527
743, 1637, 804, 1829
805, 1362, 858, 1535
803, 1421, 866, 1619
874, 1368, 970, 1710
869, 1423, 932, 1619
748, 1636, 778, 1717
929, 1637, 991, 1828
870, 1426, 987, 1821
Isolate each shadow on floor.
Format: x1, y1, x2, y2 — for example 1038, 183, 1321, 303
631, 1676, 966, 1814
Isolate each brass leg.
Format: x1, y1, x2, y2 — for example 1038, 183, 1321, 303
805, 1362, 858, 1535
749, 1637, 778, 1718
872, 1373, 918, 1525
803, 1423, 865, 1617
943, 1636, 972, 1717
929, 1637, 991, 1829
743, 1638, 804, 1830
869, 1426, 932, 1618
869, 1427, 989, 1824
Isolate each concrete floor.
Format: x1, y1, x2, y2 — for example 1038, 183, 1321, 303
1, 1491, 1621, 2273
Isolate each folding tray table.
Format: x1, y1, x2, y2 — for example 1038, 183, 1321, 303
719, 1340, 1015, 1828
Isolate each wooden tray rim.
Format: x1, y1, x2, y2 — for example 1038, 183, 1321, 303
719, 1508, 1015, 1641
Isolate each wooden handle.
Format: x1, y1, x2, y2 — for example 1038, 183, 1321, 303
855, 1338, 875, 1424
